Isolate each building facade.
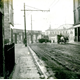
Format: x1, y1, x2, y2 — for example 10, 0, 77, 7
45, 24, 73, 43
4, 0, 14, 44
27, 30, 42, 43
13, 28, 42, 44
73, 0, 80, 42
0, 0, 14, 77
45, 27, 69, 43
13, 29, 24, 44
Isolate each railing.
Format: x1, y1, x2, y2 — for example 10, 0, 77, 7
4, 43, 15, 78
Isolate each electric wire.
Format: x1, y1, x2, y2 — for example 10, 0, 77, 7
49, 0, 59, 9
49, 0, 56, 8
25, 5, 43, 10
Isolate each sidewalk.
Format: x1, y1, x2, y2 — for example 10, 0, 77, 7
12, 44, 40, 79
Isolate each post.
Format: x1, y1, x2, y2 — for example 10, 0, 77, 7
21, 5, 50, 45
24, 3, 27, 46
31, 15, 33, 43
2, 22, 6, 79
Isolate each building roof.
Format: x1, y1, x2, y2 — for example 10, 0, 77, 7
46, 28, 67, 31
13, 28, 23, 33
13, 28, 42, 34
58, 24, 73, 29
45, 24, 73, 31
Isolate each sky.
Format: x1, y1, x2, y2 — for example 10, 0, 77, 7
13, 0, 74, 32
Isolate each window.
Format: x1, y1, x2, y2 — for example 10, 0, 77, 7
78, 27, 80, 35
78, 9, 80, 21
75, 28, 77, 36
74, 10, 76, 24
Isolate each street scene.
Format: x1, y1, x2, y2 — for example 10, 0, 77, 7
0, 0, 80, 79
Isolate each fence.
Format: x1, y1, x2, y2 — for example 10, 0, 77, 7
4, 43, 15, 78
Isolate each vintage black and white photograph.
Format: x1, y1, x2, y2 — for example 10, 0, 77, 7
0, 0, 80, 79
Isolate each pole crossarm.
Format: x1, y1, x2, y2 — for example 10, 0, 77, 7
21, 9, 50, 12
21, 3, 50, 44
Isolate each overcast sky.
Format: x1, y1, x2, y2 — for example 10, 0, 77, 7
13, 0, 73, 32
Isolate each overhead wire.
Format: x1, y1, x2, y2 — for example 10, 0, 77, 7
25, 5, 43, 10
24, 0, 60, 24
25, 3, 50, 16
49, 0, 56, 8
22, 0, 59, 15
49, 0, 59, 9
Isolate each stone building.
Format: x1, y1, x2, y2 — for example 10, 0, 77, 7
4, 0, 14, 44
13, 28, 24, 44
45, 24, 73, 43
0, 0, 14, 77
45, 28, 68, 43
13, 28, 42, 44
27, 30, 42, 43
73, 0, 80, 42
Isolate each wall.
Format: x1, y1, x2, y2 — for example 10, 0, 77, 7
0, 0, 4, 76
4, 0, 14, 44
68, 28, 75, 42
73, 0, 80, 42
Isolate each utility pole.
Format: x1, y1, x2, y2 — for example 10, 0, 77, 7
23, 3, 27, 46
31, 15, 33, 43
21, 3, 50, 44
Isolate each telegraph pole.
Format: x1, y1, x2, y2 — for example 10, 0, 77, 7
31, 15, 33, 43
24, 3, 27, 46
21, 3, 50, 44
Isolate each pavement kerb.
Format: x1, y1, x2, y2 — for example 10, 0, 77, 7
28, 46, 45, 79
28, 46, 49, 79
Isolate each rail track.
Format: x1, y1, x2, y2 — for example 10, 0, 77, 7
30, 43, 80, 74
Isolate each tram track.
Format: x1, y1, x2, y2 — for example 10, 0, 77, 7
30, 44, 80, 73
